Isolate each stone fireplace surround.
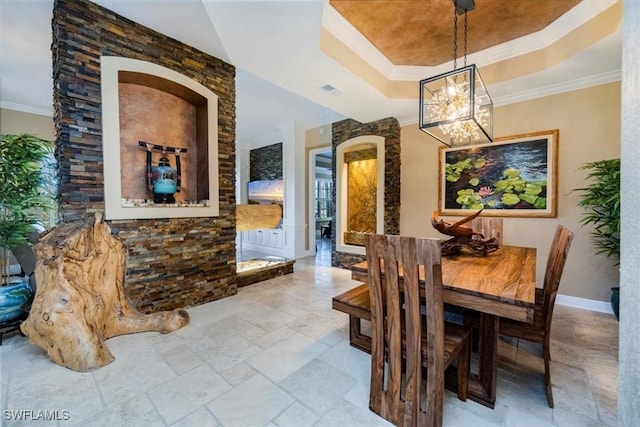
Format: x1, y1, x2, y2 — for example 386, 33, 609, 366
53, 0, 236, 312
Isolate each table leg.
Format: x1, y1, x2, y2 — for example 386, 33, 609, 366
478, 314, 498, 403
462, 313, 498, 408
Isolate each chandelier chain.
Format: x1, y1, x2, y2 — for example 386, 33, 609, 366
464, 10, 468, 67
453, 7, 458, 70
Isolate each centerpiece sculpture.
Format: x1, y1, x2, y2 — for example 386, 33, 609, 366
431, 209, 499, 256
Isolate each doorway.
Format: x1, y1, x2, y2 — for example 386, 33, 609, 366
308, 147, 333, 262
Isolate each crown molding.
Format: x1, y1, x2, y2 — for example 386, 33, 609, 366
322, 0, 619, 82
397, 70, 621, 127
0, 101, 52, 117
397, 114, 417, 128
492, 69, 621, 107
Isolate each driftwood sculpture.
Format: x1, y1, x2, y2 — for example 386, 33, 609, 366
20, 212, 189, 372
236, 204, 282, 231
431, 209, 499, 256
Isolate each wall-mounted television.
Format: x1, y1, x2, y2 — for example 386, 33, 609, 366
248, 179, 284, 205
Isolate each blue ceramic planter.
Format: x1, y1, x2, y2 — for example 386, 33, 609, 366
0, 278, 33, 323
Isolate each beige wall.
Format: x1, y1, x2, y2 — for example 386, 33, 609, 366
5, 83, 622, 302
305, 124, 332, 151
0, 109, 54, 138
400, 82, 621, 302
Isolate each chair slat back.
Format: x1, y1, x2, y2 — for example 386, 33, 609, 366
365, 234, 444, 427
542, 225, 574, 333
415, 237, 445, 426
469, 217, 504, 246
366, 233, 403, 423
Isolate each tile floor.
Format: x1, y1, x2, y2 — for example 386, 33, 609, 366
0, 242, 618, 426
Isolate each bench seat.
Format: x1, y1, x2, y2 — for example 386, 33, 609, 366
332, 283, 372, 353
332, 283, 468, 354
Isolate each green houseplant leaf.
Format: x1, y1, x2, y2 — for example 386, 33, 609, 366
573, 158, 620, 320
0, 133, 57, 283
573, 159, 620, 262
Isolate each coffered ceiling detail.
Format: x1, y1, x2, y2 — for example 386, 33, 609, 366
329, 0, 581, 66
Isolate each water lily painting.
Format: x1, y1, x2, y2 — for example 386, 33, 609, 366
439, 130, 558, 217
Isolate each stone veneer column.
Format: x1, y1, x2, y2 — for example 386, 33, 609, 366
53, 0, 237, 312
330, 118, 401, 268
249, 143, 283, 181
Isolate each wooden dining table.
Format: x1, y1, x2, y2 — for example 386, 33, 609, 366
350, 245, 536, 408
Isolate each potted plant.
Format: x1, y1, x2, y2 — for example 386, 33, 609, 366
573, 158, 620, 319
0, 133, 55, 322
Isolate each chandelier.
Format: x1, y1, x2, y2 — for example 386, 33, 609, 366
419, 0, 493, 147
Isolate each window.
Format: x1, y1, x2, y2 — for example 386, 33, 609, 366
315, 179, 333, 220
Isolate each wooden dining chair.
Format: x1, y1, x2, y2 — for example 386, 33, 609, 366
365, 234, 470, 427
499, 224, 574, 408
469, 216, 503, 246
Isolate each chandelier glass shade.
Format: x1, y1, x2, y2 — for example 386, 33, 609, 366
419, 64, 493, 147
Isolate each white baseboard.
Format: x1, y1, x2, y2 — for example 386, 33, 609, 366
556, 293, 614, 314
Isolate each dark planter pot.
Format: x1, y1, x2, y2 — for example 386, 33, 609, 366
610, 287, 620, 321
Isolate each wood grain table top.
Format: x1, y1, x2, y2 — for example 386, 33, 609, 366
351, 245, 537, 322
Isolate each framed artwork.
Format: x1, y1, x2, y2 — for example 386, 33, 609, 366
438, 129, 558, 217
247, 179, 284, 206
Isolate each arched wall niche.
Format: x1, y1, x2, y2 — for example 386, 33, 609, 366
335, 136, 385, 255
101, 56, 219, 220
331, 117, 401, 268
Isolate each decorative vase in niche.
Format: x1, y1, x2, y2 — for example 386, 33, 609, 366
152, 157, 177, 203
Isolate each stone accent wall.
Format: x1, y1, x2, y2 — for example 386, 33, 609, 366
249, 142, 283, 181
237, 260, 295, 288
53, 0, 237, 312
331, 118, 401, 268
343, 147, 377, 163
